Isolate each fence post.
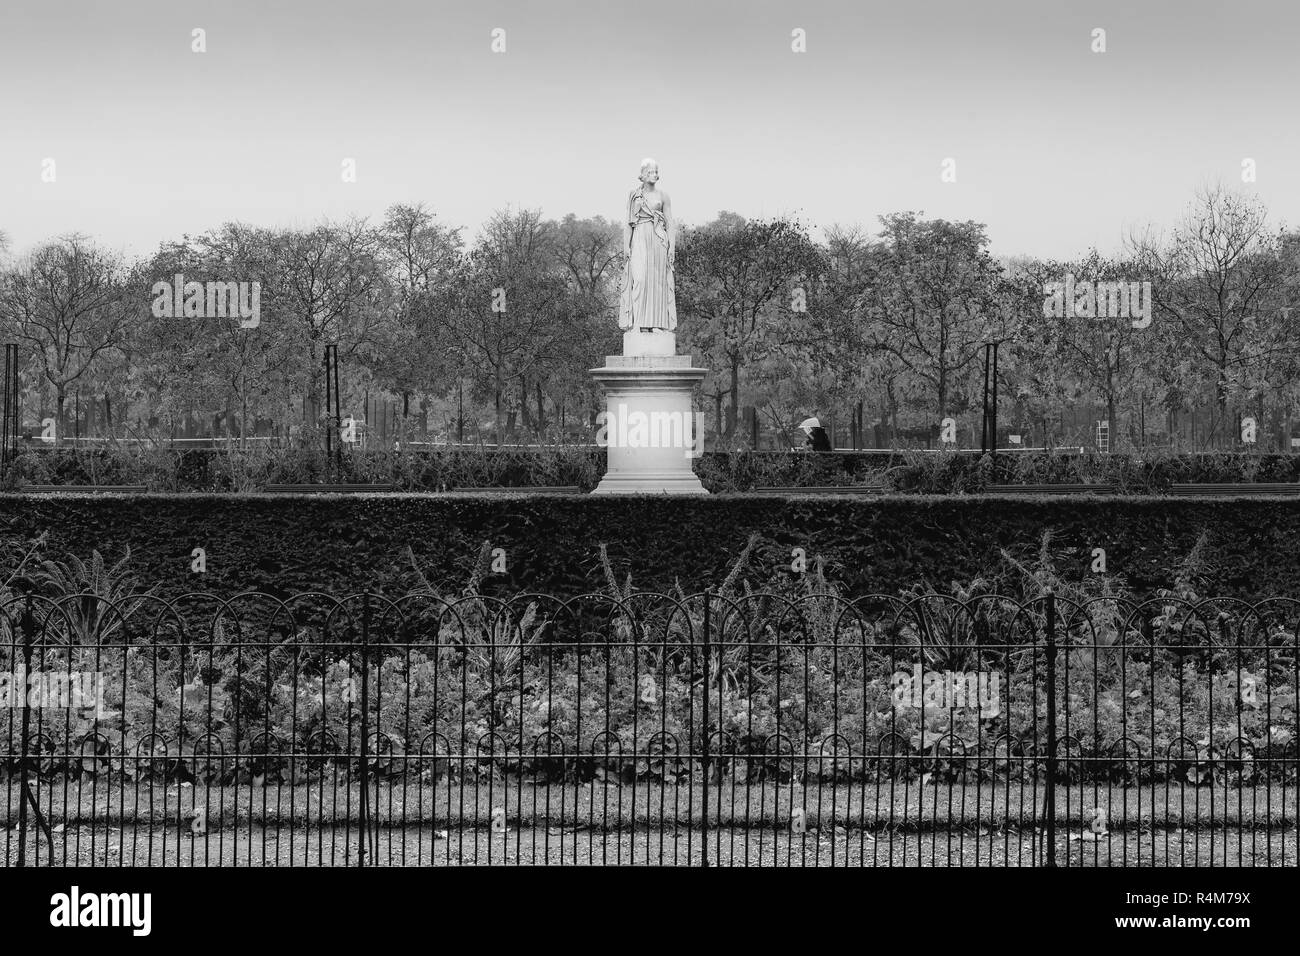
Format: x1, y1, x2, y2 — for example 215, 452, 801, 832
358, 596, 370, 868
701, 587, 710, 869
1043, 588, 1058, 868
2, 343, 18, 471
16, 593, 33, 866
15, 588, 52, 866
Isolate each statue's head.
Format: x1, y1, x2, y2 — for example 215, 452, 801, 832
638, 158, 659, 185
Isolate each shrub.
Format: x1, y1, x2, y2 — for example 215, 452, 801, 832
11, 444, 1300, 493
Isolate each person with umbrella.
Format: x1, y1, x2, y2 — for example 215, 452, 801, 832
798, 416, 832, 451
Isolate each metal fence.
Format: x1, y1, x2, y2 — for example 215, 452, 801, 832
2, 588, 1297, 866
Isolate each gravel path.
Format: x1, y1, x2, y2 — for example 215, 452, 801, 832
5, 825, 1295, 866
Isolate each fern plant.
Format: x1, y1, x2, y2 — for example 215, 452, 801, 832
35, 546, 158, 644
406, 541, 549, 727
0, 531, 49, 603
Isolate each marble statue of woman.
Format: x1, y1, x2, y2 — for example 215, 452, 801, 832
618, 158, 677, 333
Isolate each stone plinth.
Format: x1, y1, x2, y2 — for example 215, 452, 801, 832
622, 328, 676, 356
590, 354, 708, 495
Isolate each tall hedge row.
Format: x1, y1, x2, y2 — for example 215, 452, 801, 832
0, 494, 1294, 602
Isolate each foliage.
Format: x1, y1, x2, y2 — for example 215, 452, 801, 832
3, 191, 1299, 459
16, 444, 1300, 494
2, 536, 1296, 788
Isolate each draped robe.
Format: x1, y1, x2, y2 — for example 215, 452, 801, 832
618, 187, 677, 331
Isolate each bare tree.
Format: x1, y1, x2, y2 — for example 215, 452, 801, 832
1129, 185, 1290, 441
431, 208, 572, 438
374, 203, 464, 423
271, 218, 387, 425
864, 213, 1006, 420
676, 213, 825, 439
0, 235, 134, 442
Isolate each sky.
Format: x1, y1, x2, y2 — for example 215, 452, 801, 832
1, 0, 1296, 261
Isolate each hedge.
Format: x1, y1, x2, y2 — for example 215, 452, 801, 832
9, 445, 1300, 494
1, 494, 1297, 602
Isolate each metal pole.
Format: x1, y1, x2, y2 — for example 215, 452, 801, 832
358, 596, 370, 867
701, 587, 710, 868
1044, 588, 1058, 867
323, 349, 333, 457
16, 594, 33, 867
3, 345, 8, 467
2, 344, 12, 469
13, 345, 19, 457
16, 589, 53, 865
332, 344, 342, 470
990, 342, 999, 468
332, 345, 342, 438
980, 344, 990, 455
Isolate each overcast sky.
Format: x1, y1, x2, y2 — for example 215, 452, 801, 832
1, 0, 1295, 260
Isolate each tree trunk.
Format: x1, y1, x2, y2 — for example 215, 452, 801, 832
1107, 395, 1116, 455
518, 377, 531, 432
727, 360, 739, 439
494, 369, 503, 442
53, 384, 66, 445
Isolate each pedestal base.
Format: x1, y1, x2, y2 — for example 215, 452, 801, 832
622, 328, 676, 357
590, 355, 709, 496
591, 472, 709, 495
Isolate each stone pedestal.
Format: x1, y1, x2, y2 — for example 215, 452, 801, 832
622, 329, 676, 356
590, 353, 708, 495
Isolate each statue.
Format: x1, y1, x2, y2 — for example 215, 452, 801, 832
590, 157, 708, 493
619, 158, 677, 335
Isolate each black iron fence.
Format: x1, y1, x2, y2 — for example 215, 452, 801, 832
2, 588, 1297, 866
